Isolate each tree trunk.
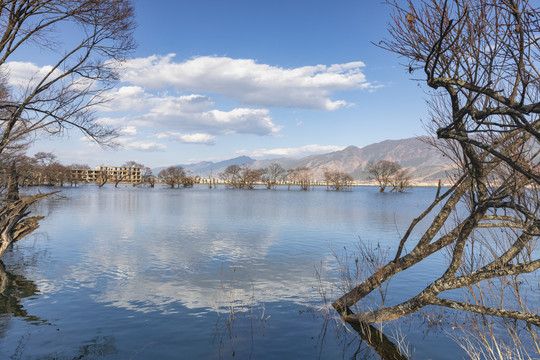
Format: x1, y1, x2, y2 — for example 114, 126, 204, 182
0, 189, 54, 259
6, 162, 19, 202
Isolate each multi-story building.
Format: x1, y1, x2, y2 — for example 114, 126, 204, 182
70, 169, 101, 183
69, 166, 142, 184
96, 166, 142, 183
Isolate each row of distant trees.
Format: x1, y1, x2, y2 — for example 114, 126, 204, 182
0, 153, 157, 188
152, 161, 411, 192
217, 161, 409, 192
2, 152, 411, 192
0, 152, 85, 188
155, 163, 356, 191
219, 163, 354, 191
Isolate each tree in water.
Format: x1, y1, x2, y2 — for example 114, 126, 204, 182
0, 0, 135, 259
324, 170, 353, 191
333, 0, 540, 356
220, 164, 242, 188
290, 167, 313, 191
366, 160, 402, 192
158, 166, 186, 188
261, 163, 286, 189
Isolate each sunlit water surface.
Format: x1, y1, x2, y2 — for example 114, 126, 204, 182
0, 185, 468, 359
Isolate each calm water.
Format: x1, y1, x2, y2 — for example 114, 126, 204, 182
0, 185, 467, 359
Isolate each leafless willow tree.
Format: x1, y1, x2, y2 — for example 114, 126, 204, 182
158, 166, 186, 188
366, 160, 403, 192
142, 167, 155, 188
290, 166, 313, 191
261, 162, 286, 189
0, 0, 135, 259
389, 168, 411, 193
324, 170, 354, 191
220, 164, 241, 188
220, 164, 262, 189
333, 0, 540, 355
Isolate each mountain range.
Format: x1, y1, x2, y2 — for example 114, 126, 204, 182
154, 137, 457, 182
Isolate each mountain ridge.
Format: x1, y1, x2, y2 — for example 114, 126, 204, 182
153, 137, 456, 182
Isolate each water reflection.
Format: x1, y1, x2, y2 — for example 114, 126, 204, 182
0, 185, 467, 359
0, 261, 46, 328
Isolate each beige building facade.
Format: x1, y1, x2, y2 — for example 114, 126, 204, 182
70, 166, 142, 183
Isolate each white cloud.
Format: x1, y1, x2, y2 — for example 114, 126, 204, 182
124, 141, 166, 152
100, 86, 151, 112
4, 61, 64, 87
120, 54, 371, 110
119, 126, 137, 136
130, 94, 281, 136
99, 87, 281, 137
155, 131, 216, 145
235, 144, 345, 159
3, 61, 96, 93
108, 136, 166, 152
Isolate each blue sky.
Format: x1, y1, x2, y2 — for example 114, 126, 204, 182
25, 0, 430, 168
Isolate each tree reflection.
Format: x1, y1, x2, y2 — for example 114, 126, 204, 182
0, 261, 47, 327
70, 336, 118, 359
306, 307, 409, 360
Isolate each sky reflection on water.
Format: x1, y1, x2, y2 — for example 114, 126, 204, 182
0, 185, 467, 359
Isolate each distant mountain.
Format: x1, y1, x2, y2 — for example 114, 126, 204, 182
154, 137, 457, 182
154, 156, 255, 176
250, 137, 455, 182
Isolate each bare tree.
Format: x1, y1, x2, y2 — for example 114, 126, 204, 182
290, 167, 313, 191
389, 169, 411, 193
366, 160, 402, 192
97, 170, 109, 188
0, 0, 135, 258
33, 152, 57, 168
4, 155, 37, 187
220, 164, 242, 188
33, 152, 57, 185
46, 162, 69, 186
142, 167, 155, 188
237, 165, 262, 189
261, 163, 286, 189
181, 170, 197, 188
220, 164, 262, 189
324, 170, 354, 191
158, 166, 186, 188
332, 0, 540, 354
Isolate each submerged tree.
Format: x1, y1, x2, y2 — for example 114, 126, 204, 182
237, 165, 262, 189
0, 0, 136, 259
158, 166, 186, 188
290, 167, 313, 191
366, 160, 402, 192
142, 167, 155, 188
333, 0, 540, 354
389, 168, 411, 193
220, 164, 262, 189
220, 164, 242, 188
261, 163, 286, 189
324, 170, 354, 191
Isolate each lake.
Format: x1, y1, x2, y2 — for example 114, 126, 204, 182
0, 184, 467, 359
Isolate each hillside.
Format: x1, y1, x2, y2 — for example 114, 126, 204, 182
155, 137, 457, 182
252, 137, 455, 182
154, 156, 255, 176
